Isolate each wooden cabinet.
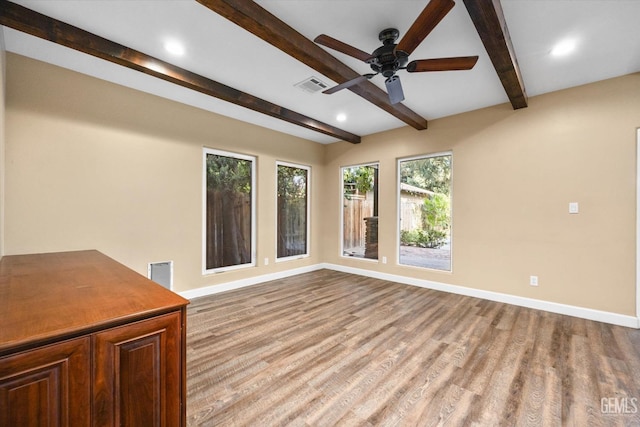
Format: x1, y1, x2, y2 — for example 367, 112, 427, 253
0, 250, 189, 427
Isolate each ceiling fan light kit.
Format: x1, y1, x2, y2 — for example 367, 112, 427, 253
385, 75, 405, 105
314, 0, 478, 104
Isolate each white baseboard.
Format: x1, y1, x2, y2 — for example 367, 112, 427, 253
323, 263, 640, 329
180, 262, 640, 329
179, 264, 324, 300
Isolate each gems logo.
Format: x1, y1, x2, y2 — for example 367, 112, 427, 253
601, 397, 638, 415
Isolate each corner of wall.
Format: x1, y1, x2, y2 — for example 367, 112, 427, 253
0, 29, 6, 258
636, 128, 640, 324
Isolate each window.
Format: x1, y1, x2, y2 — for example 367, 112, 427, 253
203, 148, 255, 273
398, 153, 452, 271
342, 163, 379, 260
277, 162, 310, 260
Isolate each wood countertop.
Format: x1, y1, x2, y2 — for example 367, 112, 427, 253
0, 250, 189, 356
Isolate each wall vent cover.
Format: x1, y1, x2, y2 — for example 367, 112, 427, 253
294, 76, 328, 94
148, 261, 173, 290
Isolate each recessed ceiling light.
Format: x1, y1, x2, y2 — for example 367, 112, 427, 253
164, 40, 185, 56
336, 113, 347, 122
551, 39, 577, 57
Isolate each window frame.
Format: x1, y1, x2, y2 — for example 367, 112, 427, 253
396, 151, 453, 271
275, 161, 311, 262
202, 147, 257, 274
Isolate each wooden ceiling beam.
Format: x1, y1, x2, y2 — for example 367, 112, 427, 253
0, 0, 361, 143
196, 0, 428, 130
462, 0, 528, 109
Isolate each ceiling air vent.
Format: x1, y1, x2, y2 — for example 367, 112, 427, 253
294, 76, 328, 94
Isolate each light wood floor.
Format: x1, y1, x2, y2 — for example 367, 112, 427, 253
186, 270, 640, 426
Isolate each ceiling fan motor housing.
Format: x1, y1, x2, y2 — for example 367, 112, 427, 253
368, 28, 409, 77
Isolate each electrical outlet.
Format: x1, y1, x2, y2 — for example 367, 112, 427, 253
530, 275, 538, 286
264, 257, 269, 266
569, 202, 579, 214
382, 256, 387, 264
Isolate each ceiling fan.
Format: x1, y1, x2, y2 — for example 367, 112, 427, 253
313, 0, 478, 104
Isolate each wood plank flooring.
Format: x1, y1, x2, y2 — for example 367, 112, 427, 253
186, 270, 640, 426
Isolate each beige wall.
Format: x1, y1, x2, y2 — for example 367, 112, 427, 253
5, 53, 324, 292
4, 52, 639, 316
323, 73, 639, 315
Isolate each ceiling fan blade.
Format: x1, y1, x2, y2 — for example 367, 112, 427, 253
406, 56, 479, 72
323, 75, 371, 94
314, 34, 373, 62
397, 0, 455, 55
385, 75, 405, 104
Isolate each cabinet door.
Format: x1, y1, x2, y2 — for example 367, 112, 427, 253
93, 312, 183, 427
0, 337, 91, 427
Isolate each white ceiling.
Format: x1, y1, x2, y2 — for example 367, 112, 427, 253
3, 0, 640, 144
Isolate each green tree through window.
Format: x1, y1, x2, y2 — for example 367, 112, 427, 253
342, 164, 379, 259
399, 153, 451, 271
204, 149, 255, 271
277, 163, 309, 259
